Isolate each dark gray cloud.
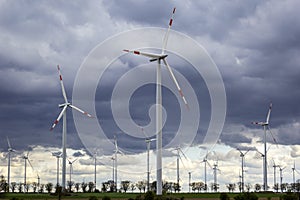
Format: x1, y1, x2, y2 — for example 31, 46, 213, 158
0, 0, 299, 157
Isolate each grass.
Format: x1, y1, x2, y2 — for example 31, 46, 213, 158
0, 192, 288, 200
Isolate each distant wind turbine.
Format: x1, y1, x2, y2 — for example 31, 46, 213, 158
123, 7, 189, 195
23, 152, 34, 193
52, 151, 62, 186
237, 149, 250, 192
50, 65, 93, 190
68, 158, 78, 187
279, 165, 286, 192
252, 102, 273, 191
212, 161, 220, 192
113, 135, 124, 192
175, 147, 187, 190
7, 137, 16, 192
145, 138, 156, 191
272, 159, 279, 191
201, 152, 212, 192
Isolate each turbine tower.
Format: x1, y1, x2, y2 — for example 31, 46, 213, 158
52, 151, 62, 187
113, 135, 124, 192
67, 158, 77, 191
50, 65, 93, 190
201, 152, 212, 192
238, 149, 250, 192
7, 137, 16, 192
279, 166, 286, 192
272, 159, 279, 191
23, 152, 34, 193
252, 102, 272, 191
145, 138, 156, 191
212, 161, 220, 192
175, 147, 187, 191
123, 7, 188, 195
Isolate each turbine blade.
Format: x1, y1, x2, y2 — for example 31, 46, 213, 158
27, 159, 34, 171
6, 136, 11, 149
267, 126, 278, 147
69, 104, 93, 118
123, 49, 160, 59
50, 105, 68, 131
57, 65, 68, 103
207, 160, 213, 169
162, 7, 176, 54
72, 158, 78, 164
266, 102, 272, 124
179, 148, 188, 160
162, 58, 189, 109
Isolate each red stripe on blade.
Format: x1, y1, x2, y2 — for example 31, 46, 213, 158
59, 75, 63, 81
173, 8, 176, 14
134, 51, 140, 55
123, 49, 129, 52
54, 120, 59, 125
169, 19, 173, 26
179, 90, 184, 97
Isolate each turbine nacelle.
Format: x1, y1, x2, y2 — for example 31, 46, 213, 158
59, 103, 70, 108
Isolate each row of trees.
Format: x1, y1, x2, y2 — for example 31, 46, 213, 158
2, 174, 300, 193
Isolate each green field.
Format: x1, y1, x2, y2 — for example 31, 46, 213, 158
0, 192, 292, 200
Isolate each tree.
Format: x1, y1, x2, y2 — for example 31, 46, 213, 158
10, 182, 17, 193
136, 181, 146, 193
120, 181, 130, 193
88, 182, 95, 193
39, 184, 45, 193
67, 180, 74, 192
130, 183, 136, 193
81, 182, 88, 193
0, 175, 6, 192
226, 183, 236, 192
172, 182, 180, 193
45, 182, 53, 193
75, 182, 81, 192
24, 183, 30, 193
18, 182, 23, 193
273, 183, 279, 192
32, 182, 38, 193
254, 183, 261, 192
245, 183, 252, 192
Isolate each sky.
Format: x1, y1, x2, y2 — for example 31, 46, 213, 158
0, 0, 300, 192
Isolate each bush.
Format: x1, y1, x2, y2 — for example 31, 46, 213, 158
234, 192, 258, 200
145, 191, 155, 200
102, 196, 111, 200
220, 193, 230, 200
281, 192, 298, 200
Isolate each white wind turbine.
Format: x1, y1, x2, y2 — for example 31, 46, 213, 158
7, 137, 16, 192
291, 161, 299, 192
175, 147, 187, 191
52, 151, 62, 186
145, 138, 156, 191
279, 165, 286, 192
123, 7, 189, 195
237, 149, 250, 192
272, 159, 280, 191
252, 102, 273, 191
50, 65, 93, 189
212, 161, 220, 192
22, 152, 34, 193
201, 152, 212, 192
113, 135, 124, 192
67, 158, 78, 191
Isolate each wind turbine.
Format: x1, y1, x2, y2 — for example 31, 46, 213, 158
7, 137, 16, 192
188, 171, 192, 193
67, 158, 78, 191
212, 161, 220, 192
252, 102, 273, 191
291, 161, 299, 192
52, 151, 62, 187
93, 151, 97, 192
237, 149, 250, 192
113, 135, 124, 192
111, 156, 115, 190
175, 147, 187, 191
279, 165, 286, 192
23, 152, 34, 193
145, 138, 156, 191
272, 159, 279, 192
201, 152, 212, 192
123, 7, 189, 195
50, 65, 93, 190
